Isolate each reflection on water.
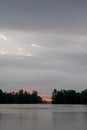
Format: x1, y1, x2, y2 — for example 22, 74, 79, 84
0, 104, 87, 130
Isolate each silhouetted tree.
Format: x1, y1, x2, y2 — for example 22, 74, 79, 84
80, 89, 87, 104
0, 88, 87, 104
0, 89, 3, 103
0, 89, 43, 104
52, 89, 81, 104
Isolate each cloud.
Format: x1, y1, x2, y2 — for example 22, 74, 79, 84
17, 53, 34, 57
17, 47, 34, 57
0, 51, 6, 55
0, 34, 7, 41
0, 0, 87, 94
32, 44, 41, 48
0, 0, 87, 35
18, 48, 23, 51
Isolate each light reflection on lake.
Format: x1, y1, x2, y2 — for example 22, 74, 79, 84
0, 104, 87, 130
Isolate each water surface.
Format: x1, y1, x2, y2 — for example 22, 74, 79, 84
0, 104, 87, 130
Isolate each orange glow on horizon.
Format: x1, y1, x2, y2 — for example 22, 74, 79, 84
42, 98, 52, 102
39, 93, 51, 102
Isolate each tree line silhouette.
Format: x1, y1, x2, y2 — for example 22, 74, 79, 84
52, 89, 87, 104
0, 89, 43, 104
0, 89, 87, 104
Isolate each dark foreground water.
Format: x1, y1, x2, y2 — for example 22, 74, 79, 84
0, 104, 87, 130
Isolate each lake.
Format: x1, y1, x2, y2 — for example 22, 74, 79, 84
0, 104, 87, 130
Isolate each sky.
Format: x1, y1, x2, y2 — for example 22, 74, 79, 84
0, 0, 87, 99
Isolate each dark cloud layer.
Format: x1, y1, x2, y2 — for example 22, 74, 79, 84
0, 0, 87, 34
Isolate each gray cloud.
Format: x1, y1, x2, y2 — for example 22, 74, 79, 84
0, 0, 87, 96
0, 0, 87, 34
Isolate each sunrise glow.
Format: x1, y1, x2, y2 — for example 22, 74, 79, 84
42, 98, 52, 102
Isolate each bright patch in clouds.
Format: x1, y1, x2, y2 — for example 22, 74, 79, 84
32, 44, 41, 48
18, 48, 23, 51
0, 34, 7, 41
0, 51, 6, 55
20, 53, 33, 57
0, 32, 43, 57
17, 47, 33, 57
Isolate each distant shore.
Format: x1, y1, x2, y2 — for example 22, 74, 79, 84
0, 89, 87, 104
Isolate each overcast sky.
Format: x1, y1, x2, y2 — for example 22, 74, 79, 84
0, 0, 87, 98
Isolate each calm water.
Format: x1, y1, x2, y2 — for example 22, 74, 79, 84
0, 104, 87, 130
